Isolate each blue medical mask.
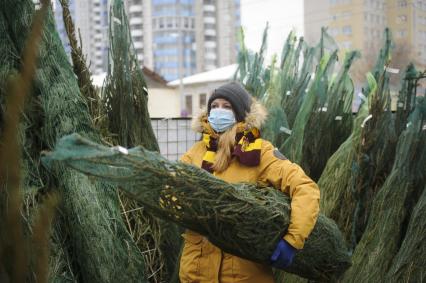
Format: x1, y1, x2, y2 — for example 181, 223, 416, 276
208, 108, 236, 133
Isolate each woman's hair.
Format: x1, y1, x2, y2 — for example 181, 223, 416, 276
211, 123, 238, 173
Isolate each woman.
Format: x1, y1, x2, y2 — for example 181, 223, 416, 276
179, 82, 320, 283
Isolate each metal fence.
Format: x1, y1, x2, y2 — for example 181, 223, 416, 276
151, 118, 201, 161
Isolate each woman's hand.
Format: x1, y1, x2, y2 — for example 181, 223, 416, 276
270, 239, 296, 269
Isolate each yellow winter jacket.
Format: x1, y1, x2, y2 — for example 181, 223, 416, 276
178, 138, 320, 283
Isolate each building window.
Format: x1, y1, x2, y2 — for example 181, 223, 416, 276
167, 17, 173, 28
341, 41, 352, 49
397, 15, 407, 23
199, 93, 207, 108
205, 47, 216, 53
342, 25, 352, 35
398, 0, 407, 7
341, 11, 351, 20
204, 11, 215, 17
204, 23, 215, 29
185, 95, 193, 116
397, 29, 407, 37
364, 27, 369, 37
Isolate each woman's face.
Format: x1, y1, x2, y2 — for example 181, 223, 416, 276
210, 98, 233, 112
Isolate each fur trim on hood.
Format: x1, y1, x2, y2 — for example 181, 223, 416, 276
191, 99, 268, 133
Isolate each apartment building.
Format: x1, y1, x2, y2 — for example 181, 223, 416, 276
54, 0, 109, 75
53, 0, 240, 80
125, 0, 240, 81
304, 0, 426, 66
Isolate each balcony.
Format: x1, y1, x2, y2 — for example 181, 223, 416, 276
92, 5, 101, 12
204, 17, 216, 24
131, 29, 144, 37
129, 5, 143, 13
130, 17, 143, 25
205, 52, 217, 60
204, 41, 216, 48
134, 41, 144, 49
93, 15, 101, 22
204, 29, 216, 36
203, 5, 215, 12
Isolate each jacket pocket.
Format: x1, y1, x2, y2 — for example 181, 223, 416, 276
179, 232, 203, 282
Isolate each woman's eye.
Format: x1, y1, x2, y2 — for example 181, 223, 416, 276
211, 104, 217, 108
224, 105, 232, 109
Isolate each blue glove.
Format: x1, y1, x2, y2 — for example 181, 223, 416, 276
270, 239, 297, 269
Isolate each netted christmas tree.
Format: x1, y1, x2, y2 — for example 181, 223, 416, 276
101, 1, 182, 281
0, 2, 59, 281
43, 133, 351, 282
386, 182, 426, 282
1, 0, 147, 281
261, 32, 313, 148
342, 96, 426, 282
280, 50, 338, 163
236, 25, 272, 99
300, 50, 359, 181
318, 29, 394, 245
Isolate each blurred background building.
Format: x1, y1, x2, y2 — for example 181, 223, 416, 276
54, 0, 109, 75
124, 0, 240, 81
304, 0, 426, 66
54, 0, 240, 81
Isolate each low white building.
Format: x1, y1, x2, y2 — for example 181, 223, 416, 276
91, 67, 180, 118
168, 64, 238, 117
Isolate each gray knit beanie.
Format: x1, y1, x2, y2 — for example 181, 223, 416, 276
207, 82, 252, 122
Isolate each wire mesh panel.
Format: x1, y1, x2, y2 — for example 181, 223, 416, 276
151, 118, 201, 160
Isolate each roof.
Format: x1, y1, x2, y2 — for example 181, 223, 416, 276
142, 67, 168, 85
167, 64, 238, 87
91, 67, 168, 88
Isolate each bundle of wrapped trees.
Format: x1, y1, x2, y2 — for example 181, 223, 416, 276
343, 96, 426, 282
319, 29, 394, 245
59, 0, 183, 280
300, 50, 358, 181
0, 2, 58, 282
102, 1, 181, 281
43, 133, 351, 282
0, 0, 148, 281
238, 28, 357, 182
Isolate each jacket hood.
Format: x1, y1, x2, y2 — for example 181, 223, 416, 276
192, 99, 268, 133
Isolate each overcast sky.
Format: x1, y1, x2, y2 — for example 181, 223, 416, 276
240, 0, 304, 62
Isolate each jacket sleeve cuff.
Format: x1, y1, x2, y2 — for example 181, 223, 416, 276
283, 233, 304, 250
